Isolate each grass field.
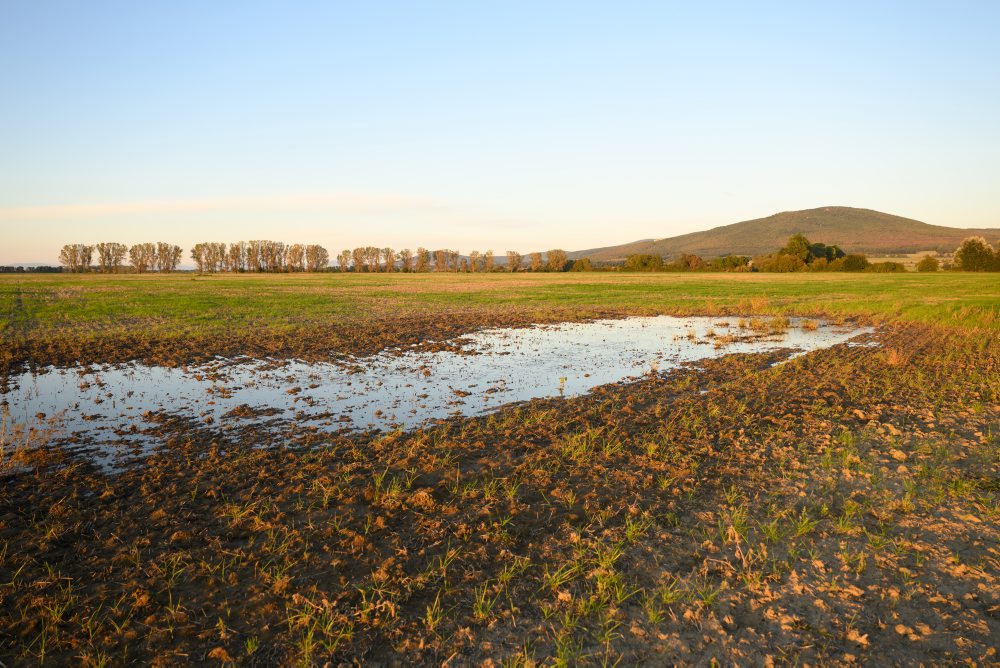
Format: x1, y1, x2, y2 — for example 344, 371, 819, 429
1, 272, 998, 665
2, 272, 998, 371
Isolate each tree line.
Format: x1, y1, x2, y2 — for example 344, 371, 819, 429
56, 242, 574, 273
54, 236, 1000, 274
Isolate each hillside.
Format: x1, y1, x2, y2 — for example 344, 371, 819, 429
569, 207, 1000, 261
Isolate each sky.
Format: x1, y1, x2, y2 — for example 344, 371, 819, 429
2, 1, 999, 264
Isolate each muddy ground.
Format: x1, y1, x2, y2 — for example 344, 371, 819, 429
1, 322, 998, 665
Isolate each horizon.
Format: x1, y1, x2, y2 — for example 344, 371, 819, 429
3, 2, 1000, 264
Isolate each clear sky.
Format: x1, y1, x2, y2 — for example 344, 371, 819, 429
2, 1, 998, 264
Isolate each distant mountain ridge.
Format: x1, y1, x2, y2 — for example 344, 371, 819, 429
568, 207, 1000, 261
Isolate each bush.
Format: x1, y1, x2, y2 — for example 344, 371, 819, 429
868, 261, 906, 273
709, 255, 751, 271
624, 254, 664, 271
569, 258, 594, 272
842, 254, 871, 272
755, 253, 806, 272
916, 255, 939, 272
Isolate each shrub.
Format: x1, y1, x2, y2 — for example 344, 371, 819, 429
868, 261, 906, 273
916, 255, 939, 272
842, 254, 871, 272
625, 254, 664, 271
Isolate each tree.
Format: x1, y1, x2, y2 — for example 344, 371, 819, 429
468, 250, 481, 272
398, 248, 414, 272
781, 234, 812, 262
305, 245, 329, 272
227, 242, 247, 272
675, 254, 705, 270
338, 250, 352, 272
381, 247, 395, 272
916, 255, 939, 272
483, 250, 495, 272
434, 250, 448, 272
246, 241, 264, 272
95, 242, 127, 273
570, 258, 593, 271
505, 251, 522, 272
953, 237, 996, 271
365, 246, 380, 272
529, 252, 543, 271
546, 249, 568, 272
156, 243, 183, 272
58, 244, 93, 272
415, 248, 430, 272
129, 243, 156, 273
624, 254, 663, 271
191, 244, 207, 273
352, 248, 367, 272
285, 244, 306, 272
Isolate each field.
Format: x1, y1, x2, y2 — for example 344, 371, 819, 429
2, 272, 998, 372
1, 272, 998, 665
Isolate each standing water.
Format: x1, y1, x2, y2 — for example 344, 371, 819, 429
1, 316, 872, 462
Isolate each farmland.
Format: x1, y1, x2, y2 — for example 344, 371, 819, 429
1, 272, 998, 665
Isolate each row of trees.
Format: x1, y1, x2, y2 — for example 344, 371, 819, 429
57, 236, 1000, 274
331, 248, 571, 272
190, 241, 330, 273
57, 242, 574, 273
58, 242, 184, 273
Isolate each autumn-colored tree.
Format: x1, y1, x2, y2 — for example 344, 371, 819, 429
352, 248, 367, 272
190, 244, 208, 273
59, 244, 94, 272
434, 249, 448, 272
916, 255, 939, 272
305, 245, 329, 272
381, 248, 395, 272
398, 248, 414, 272
415, 248, 430, 272
129, 243, 156, 273
505, 251, 522, 272
546, 249, 568, 272
95, 242, 127, 273
338, 250, 352, 271
483, 250, 495, 272
285, 244, 306, 272
529, 252, 543, 271
227, 242, 247, 272
156, 243, 183, 272
468, 250, 481, 272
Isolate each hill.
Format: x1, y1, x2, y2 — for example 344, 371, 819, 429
569, 206, 1000, 261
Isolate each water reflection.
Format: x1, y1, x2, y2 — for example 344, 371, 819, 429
2, 316, 872, 460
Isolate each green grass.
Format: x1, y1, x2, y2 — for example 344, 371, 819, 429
2, 271, 997, 329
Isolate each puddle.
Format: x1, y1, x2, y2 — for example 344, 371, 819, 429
1, 316, 872, 463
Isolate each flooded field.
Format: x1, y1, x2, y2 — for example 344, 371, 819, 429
2, 316, 871, 463
1, 274, 997, 667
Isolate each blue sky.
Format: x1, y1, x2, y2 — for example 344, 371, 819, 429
2, 1, 998, 263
